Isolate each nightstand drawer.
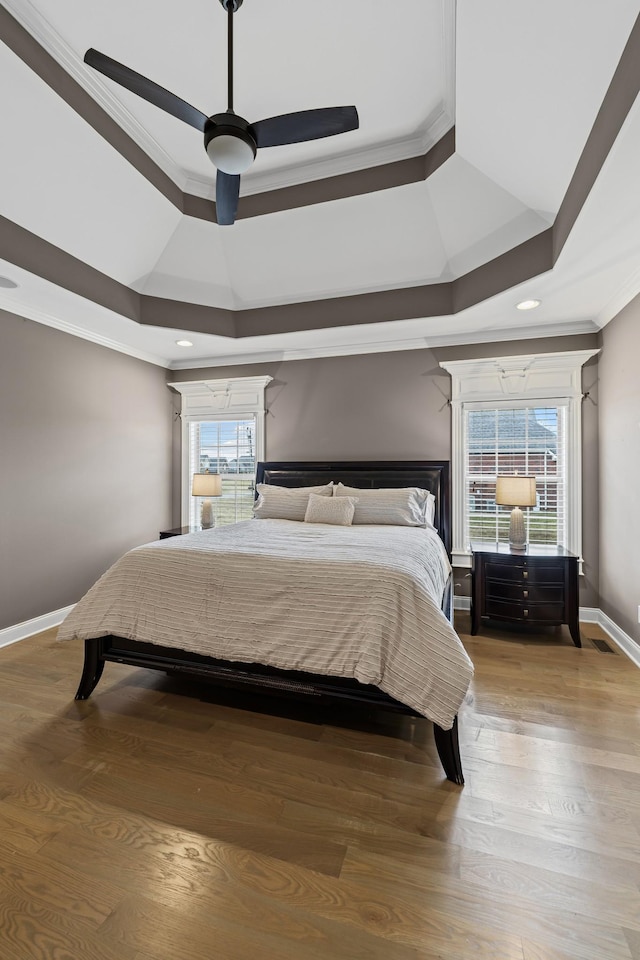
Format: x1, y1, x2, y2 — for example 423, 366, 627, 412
485, 579, 565, 603
484, 561, 525, 582
485, 560, 564, 585
485, 598, 566, 622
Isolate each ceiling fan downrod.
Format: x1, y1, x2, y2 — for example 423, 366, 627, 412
221, 0, 242, 111
227, 0, 233, 110
204, 0, 256, 177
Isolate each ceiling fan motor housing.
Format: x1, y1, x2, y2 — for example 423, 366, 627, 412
204, 112, 257, 174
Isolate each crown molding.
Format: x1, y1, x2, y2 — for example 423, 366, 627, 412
0, 295, 169, 368
166, 319, 600, 371
168, 339, 433, 370
181, 174, 215, 202
596, 261, 640, 328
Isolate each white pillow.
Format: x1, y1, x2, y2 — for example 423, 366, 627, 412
253, 483, 333, 522
425, 492, 436, 526
334, 483, 432, 527
305, 493, 358, 526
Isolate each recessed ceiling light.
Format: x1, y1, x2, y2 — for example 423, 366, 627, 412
516, 299, 541, 311
175, 339, 193, 347
0, 276, 19, 289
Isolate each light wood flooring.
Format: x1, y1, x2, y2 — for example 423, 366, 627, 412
1, 616, 639, 960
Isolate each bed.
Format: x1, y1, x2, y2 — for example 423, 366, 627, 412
59, 460, 473, 784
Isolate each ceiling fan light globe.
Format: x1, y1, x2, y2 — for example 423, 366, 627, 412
207, 133, 255, 175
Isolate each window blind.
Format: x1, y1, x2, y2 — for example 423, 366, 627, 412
464, 405, 567, 547
188, 418, 257, 527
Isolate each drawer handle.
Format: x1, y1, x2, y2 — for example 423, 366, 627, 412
523, 571, 528, 580
523, 590, 528, 599
524, 609, 529, 617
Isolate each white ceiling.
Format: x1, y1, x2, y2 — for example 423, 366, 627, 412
1, 0, 640, 368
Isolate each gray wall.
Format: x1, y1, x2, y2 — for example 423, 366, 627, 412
170, 332, 600, 607
0, 310, 174, 630
0, 314, 607, 632
598, 296, 640, 643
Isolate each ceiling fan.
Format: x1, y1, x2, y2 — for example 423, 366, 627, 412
84, 0, 359, 225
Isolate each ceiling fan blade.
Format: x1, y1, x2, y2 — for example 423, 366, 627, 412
84, 49, 209, 132
250, 106, 359, 148
216, 172, 241, 225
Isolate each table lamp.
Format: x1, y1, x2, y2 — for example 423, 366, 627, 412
495, 475, 536, 550
191, 471, 222, 528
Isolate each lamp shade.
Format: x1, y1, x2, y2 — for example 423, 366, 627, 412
495, 475, 536, 507
192, 473, 222, 497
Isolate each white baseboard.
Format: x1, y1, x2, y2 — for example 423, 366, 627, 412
577, 606, 600, 623
597, 611, 640, 668
0, 605, 74, 650
453, 596, 639, 666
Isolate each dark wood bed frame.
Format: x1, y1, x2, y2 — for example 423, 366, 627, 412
75, 460, 465, 784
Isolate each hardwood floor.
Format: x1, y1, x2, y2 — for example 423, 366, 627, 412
1, 616, 639, 959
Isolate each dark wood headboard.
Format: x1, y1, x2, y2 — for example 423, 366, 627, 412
255, 460, 451, 557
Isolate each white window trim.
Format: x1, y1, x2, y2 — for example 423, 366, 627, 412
439, 350, 599, 568
170, 376, 272, 525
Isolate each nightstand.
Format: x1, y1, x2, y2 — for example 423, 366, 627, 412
470, 542, 581, 647
159, 525, 202, 539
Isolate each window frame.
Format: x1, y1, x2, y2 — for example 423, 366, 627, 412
170, 376, 272, 526
439, 350, 598, 568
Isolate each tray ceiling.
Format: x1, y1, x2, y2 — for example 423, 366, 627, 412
1, 0, 639, 367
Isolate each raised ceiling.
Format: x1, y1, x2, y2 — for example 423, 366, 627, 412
1, 0, 640, 368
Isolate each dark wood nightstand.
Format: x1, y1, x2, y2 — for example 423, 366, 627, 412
470, 542, 581, 647
159, 525, 202, 539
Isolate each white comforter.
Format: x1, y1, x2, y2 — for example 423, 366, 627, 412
58, 520, 473, 729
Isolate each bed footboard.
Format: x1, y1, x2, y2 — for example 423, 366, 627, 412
74, 635, 465, 784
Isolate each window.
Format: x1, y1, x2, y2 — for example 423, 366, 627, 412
187, 418, 257, 527
440, 350, 598, 567
171, 376, 272, 528
465, 403, 567, 547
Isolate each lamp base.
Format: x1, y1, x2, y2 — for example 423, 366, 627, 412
201, 499, 216, 529
508, 506, 526, 550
